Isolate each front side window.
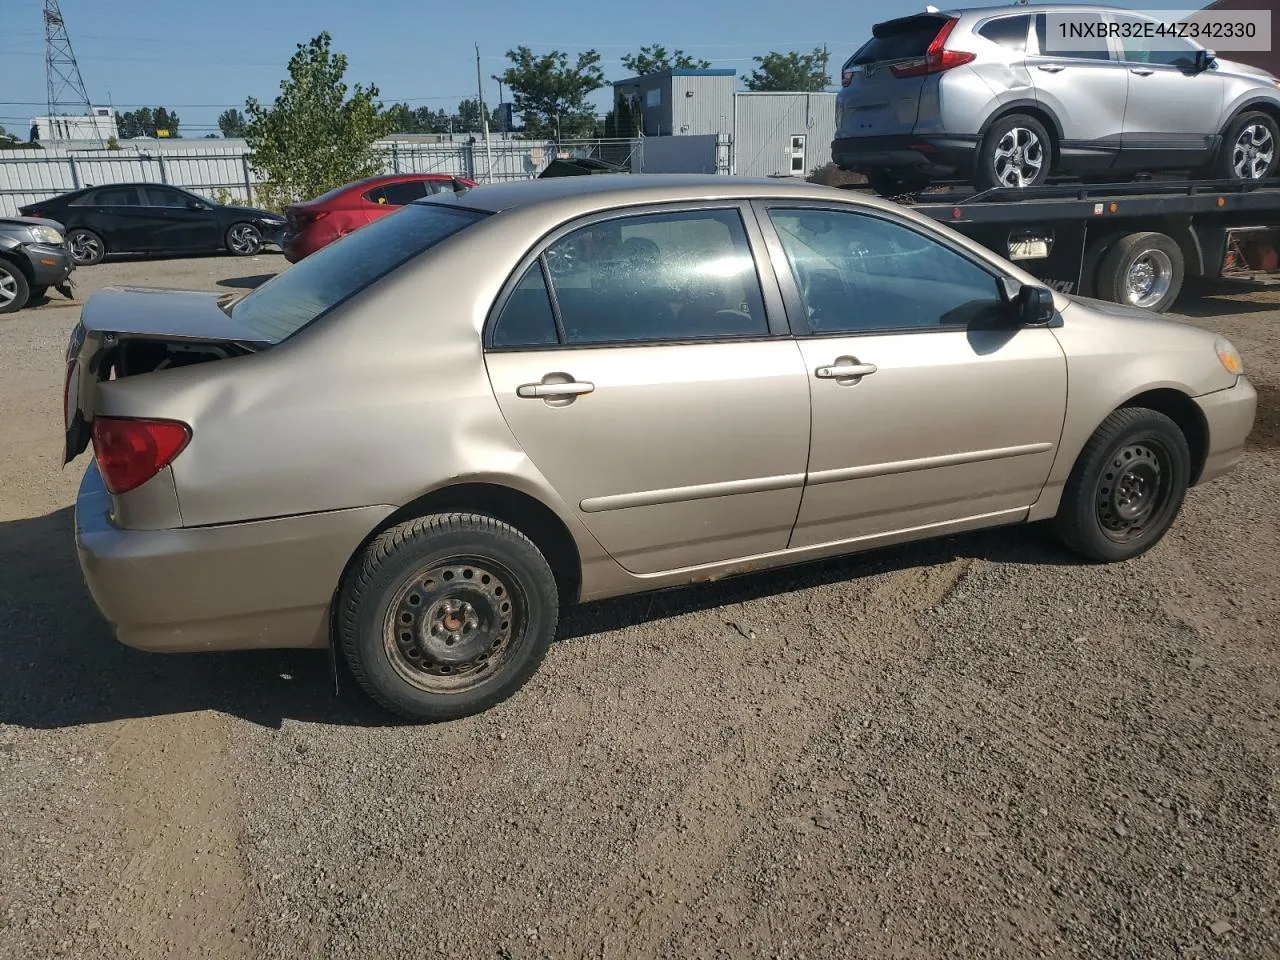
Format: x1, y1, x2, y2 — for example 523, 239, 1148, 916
143, 186, 191, 208
538, 208, 768, 345
1112, 15, 1201, 68
230, 202, 488, 344
767, 209, 1004, 334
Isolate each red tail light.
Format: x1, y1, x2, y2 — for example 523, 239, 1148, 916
841, 68, 855, 87
26, 209, 47, 219
890, 18, 975, 78
91, 417, 191, 494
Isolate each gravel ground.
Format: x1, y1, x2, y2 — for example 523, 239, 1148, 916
1, 255, 1277, 960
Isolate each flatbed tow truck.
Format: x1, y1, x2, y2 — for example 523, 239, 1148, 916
841, 177, 1280, 313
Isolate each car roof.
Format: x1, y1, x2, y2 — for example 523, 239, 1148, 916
421, 173, 871, 215
942, 2, 1146, 16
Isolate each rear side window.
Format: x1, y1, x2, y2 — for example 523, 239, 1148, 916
230, 203, 488, 343
978, 15, 1030, 52
1035, 12, 1112, 61
89, 186, 140, 206
850, 14, 948, 65
380, 181, 430, 205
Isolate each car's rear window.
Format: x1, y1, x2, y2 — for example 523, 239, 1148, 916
230, 202, 487, 343
850, 14, 948, 65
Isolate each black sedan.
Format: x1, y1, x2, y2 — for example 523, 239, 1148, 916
18, 183, 286, 266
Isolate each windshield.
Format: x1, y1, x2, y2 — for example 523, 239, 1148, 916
229, 201, 487, 343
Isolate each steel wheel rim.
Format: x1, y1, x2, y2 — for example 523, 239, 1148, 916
1232, 124, 1275, 179
993, 127, 1045, 188
1123, 249, 1173, 308
382, 556, 526, 694
1096, 438, 1174, 543
229, 224, 260, 254
70, 231, 101, 264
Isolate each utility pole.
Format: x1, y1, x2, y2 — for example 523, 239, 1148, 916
491, 75, 506, 136
476, 43, 493, 183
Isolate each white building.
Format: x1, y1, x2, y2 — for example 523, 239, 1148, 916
30, 106, 118, 144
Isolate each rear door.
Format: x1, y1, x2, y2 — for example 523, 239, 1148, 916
81, 185, 155, 253
1028, 11, 1129, 172
837, 14, 953, 139
141, 185, 222, 252
483, 203, 812, 576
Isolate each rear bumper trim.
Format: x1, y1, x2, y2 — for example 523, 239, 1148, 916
832, 134, 980, 175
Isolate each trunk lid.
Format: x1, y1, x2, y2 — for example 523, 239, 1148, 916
837, 13, 953, 138
63, 287, 274, 464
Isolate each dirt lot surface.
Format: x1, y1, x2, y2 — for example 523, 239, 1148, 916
1, 254, 1277, 960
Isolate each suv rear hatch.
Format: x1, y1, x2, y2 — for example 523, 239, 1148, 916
838, 13, 970, 138
63, 287, 273, 464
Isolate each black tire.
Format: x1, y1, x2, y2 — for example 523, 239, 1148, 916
0, 258, 31, 314
67, 228, 105, 266
1052, 407, 1191, 563
1094, 231, 1185, 313
864, 169, 930, 198
225, 222, 263, 256
974, 113, 1052, 191
337, 513, 560, 722
1209, 110, 1279, 182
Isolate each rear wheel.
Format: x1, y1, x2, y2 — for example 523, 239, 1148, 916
225, 222, 263, 256
1052, 408, 1191, 563
974, 113, 1051, 191
0, 259, 31, 314
67, 228, 105, 266
337, 513, 560, 722
1094, 231, 1185, 313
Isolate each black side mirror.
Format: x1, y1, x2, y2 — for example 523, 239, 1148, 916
186, 199, 205, 210
1194, 49, 1216, 72
1015, 283, 1056, 325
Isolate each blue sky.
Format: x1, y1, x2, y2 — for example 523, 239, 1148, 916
1, 0, 1164, 137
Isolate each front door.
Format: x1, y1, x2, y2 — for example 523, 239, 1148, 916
141, 185, 221, 251
1108, 12, 1225, 172
1028, 10, 1130, 174
756, 202, 1068, 549
483, 204, 811, 576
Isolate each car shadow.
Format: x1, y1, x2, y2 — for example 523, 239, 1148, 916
1174, 279, 1280, 317
215, 274, 276, 290
94, 250, 284, 265
0, 506, 1084, 732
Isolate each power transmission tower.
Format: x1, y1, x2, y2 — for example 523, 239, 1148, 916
44, 0, 102, 145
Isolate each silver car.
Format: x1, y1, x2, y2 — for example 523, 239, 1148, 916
833, 3, 1280, 194
67, 175, 1257, 722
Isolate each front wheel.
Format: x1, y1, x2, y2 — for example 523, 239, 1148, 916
337, 513, 560, 722
974, 113, 1052, 191
0, 259, 31, 314
225, 222, 263, 256
1052, 408, 1191, 563
1211, 110, 1278, 182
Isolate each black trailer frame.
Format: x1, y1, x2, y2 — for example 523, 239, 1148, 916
840, 177, 1280, 311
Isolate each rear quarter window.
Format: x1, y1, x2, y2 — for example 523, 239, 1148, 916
229, 202, 487, 343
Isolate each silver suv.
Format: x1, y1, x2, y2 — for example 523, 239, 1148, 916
833, 4, 1280, 194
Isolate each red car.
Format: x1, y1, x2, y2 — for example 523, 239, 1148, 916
282, 173, 476, 263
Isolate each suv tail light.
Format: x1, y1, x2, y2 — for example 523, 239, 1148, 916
91, 417, 191, 494
890, 18, 975, 78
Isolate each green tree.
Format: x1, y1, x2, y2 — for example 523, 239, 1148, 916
217, 108, 248, 138
244, 32, 392, 208
745, 47, 831, 92
500, 47, 605, 140
115, 106, 182, 138
621, 44, 711, 76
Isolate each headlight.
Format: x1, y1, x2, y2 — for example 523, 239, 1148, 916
30, 225, 64, 245
1215, 337, 1243, 376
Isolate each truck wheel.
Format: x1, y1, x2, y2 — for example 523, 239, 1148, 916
337, 513, 559, 722
1211, 110, 1278, 182
974, 113, 1051, 191
0, 258, 31, 314
1052, 407, 1191, 563
1094, 231, 1184, 312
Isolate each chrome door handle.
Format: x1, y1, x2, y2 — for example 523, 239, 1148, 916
815, 361, 878, 380
516, 380, 595, 398
1130, 67, 1155, 76
1037, 64, 1065, 73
